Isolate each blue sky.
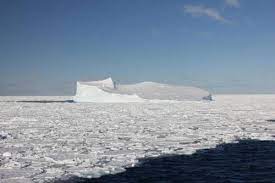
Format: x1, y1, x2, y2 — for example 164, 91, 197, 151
0, 0, 274, 95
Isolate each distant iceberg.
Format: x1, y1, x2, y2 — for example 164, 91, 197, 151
74, 78, 212, 103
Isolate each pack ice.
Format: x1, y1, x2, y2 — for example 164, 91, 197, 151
74, 78, 212, 102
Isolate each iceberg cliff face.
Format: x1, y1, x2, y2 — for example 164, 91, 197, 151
74, 80, 144, 103
74, 78, 212, 103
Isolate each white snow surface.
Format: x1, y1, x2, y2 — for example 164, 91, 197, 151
74, 78, 211, 102
1, 95, 275, 182
74, 80, 145, 103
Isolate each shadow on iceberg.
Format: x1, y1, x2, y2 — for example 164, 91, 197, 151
56, 139, 275, 183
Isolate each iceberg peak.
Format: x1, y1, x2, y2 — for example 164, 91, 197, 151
79, 77, 115, 89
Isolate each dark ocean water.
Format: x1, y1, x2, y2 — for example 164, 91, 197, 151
56, 139, 275, 183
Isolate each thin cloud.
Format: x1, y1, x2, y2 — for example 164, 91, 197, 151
184, 5, 229, 23
225, 0, 240, 8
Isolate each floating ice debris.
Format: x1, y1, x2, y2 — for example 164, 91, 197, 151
3, 152, 12, 158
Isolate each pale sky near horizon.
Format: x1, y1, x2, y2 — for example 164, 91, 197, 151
0, 0, 274, 95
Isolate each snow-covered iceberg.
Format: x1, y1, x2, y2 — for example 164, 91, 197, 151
74, 78, 212, 103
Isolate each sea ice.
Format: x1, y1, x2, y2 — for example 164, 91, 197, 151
0, 95, 275, 182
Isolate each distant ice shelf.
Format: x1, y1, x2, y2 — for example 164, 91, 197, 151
74, 78, 212, 103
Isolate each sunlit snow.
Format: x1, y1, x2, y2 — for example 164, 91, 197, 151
74, 78, 212, 102
1, 95, 275, 182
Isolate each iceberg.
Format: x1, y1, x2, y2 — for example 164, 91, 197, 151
74, 78, 212, 103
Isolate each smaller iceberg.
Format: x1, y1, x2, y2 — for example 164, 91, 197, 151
74, 78, 212, 103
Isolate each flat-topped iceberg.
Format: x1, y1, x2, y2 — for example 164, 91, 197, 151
74, 78, 212, 103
